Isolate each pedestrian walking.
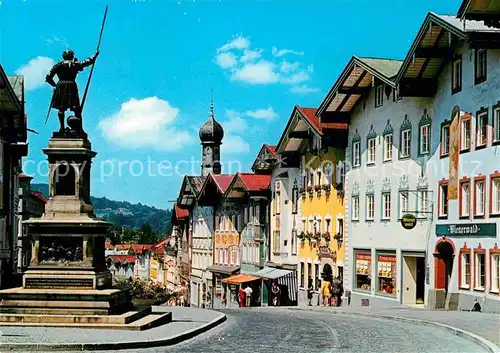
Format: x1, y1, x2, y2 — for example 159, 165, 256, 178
238, 287, 246, 307
244, 285, 253, 307
321, 278, 331, 306
332, 276, 343, 307
307, 278, 314, 306
271, 281, 281, 306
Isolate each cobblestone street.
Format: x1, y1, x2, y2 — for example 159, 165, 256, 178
120, 308, 487, 353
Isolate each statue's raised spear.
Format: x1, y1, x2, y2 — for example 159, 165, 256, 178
80, 4, 108, 114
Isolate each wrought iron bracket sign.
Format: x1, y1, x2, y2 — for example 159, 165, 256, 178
401, 214, 417, 230
436, 223, 497, 237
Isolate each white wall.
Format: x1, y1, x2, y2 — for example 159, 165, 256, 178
345, 78, 433, 302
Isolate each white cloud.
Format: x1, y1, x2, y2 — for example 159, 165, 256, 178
215, 36, 314, 92
244, 106, 278, 120
217, 36, 250, 53
231, 60, 279, 85
215, 52, 237, 68
222, 135, 250, 154
15, 56, 55, 91
240, 49, 262, 62
271, 47, 304, 57
223, 110, 248, 133
290, 85, 320, 94
98, 97, 193, 151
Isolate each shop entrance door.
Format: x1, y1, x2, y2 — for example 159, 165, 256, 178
416, 257, 425, 304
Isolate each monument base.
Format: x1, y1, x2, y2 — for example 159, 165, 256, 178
0, 287, 172, 330
23, 268, 112, 290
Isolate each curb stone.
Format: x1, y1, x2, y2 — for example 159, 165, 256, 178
288, 308, 500, 353
0, 312, 227, 351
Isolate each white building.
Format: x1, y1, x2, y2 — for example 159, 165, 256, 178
394, 12, 500, 312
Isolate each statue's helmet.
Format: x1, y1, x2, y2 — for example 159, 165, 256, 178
62, 50, 75, 60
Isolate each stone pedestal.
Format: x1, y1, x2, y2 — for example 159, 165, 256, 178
0, 136, 170, 329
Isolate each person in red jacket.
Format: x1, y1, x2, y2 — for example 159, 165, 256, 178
238, 287, 246, 307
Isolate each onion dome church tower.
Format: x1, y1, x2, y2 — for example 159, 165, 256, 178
199, 95, 224, 176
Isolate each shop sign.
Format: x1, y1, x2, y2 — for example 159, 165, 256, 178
318, 246, 336, 260
436, 223, 497, 237
401, 214, 417, 230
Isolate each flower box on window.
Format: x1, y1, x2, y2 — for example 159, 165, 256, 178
299, 187, 305, 195
322, 232, 331, 242
311, 232, 321, 242
314, 185, 322, 192
322, 184, 331, 193
307, 186, 314, 194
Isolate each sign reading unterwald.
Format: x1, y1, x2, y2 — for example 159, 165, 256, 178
436, 223, 497, 237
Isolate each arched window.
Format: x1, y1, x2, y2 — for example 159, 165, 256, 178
54, 164, 76, 196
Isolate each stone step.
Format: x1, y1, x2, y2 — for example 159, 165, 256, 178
0, 311, 172, 331
0, 306, 152, 325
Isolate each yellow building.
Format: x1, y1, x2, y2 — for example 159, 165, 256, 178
277, 105, 348, 305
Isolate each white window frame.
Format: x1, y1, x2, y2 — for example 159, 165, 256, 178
399, 191, 409, 219
439, 183, 449, 217
352, 195, 360, 221
461, 118, 471, 151
420, 124, 430, 154
477, 111, 488, 148
441, 124, 450, 156
494, 107, 500, 143
417, 189, 428, 219
401, 129, 411, 158
492, 177, 500, 215
375, 84, 384, 107
475, 180, 485, 216
461, 251, 471, 289
366, 194, 375, 221
476, 48, 487, 80
367, 138, 376, 164
353, 141, 361, 167
492, 253, 500, 293
461, 182, 470, 217
475, 252, 485, 290
382, 192, 391, 220
384, 134, 393, 161
452, 57, 461, 91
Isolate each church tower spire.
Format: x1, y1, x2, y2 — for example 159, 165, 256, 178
199, 89, 223, 176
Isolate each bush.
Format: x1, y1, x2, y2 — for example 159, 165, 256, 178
115, 277, 172, 303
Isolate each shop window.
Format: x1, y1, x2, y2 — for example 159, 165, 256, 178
475, 49, 487, 85
474, 176, 486, 218
352, 195, 360, 221
474, 246, 486, 291
452, 54, 462, 94
491, 250, 500, 293
300, 262, 305, 288
459, 246, 471, 289
382, 192, 391, 220
441, 123, 450, 157
355, 252, 371, 291
494, 106, 500, 145
491, 175, 500, 216
366, 194, 375, 221
460, 115, 471, 152
438, 180, 449, 219
377, 254, 396, 296
476, 109, 488, 149
459, 178, 471, 218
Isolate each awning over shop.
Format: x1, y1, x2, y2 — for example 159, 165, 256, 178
253, 267, 293, 280
207, 265, 239, 275
221, 274, 260, 284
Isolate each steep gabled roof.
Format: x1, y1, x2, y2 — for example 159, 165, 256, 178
238, 173, 271, 192
174, 203, 189, 220
317, 56, 403, 117
457, 0, 500, 26
197, 173, 235, 204
251, 144, 279, 172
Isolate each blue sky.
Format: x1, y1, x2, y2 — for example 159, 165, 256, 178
0, 0, 460, 209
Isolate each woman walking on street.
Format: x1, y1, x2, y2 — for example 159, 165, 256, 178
307, 278, 314, 306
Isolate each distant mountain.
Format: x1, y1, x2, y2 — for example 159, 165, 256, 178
31, 183, 172, 234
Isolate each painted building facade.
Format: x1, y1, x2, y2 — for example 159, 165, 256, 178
277, 106, 348, 305
393, 13, 500, 312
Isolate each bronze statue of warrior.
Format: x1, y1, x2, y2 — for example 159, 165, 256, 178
45, 49, 99, 133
